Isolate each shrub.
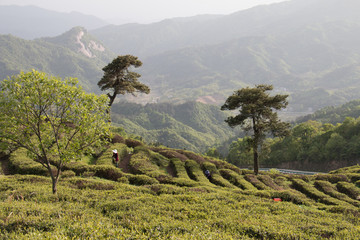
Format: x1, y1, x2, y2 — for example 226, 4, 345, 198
112, 134, 125, 144
61, 170, 76, 178
147, 184, 185, 195
69, 179, 115, 190
128, 174, 159, 185
185, 160, 205, 182
125, 138, 143, 148
129, 151, 161, 177
117, 176, 130, 184
336, 181, 360, 200
315, 174, 349, 183
92, 165, 125, 181
8, 148, 48, 176
63, 162, 90, 175
169, 158, 188, 179
219, 169, 257, 190
176, 150, 205, 164
257, 175, 283, 190
155, 149, 188, 161
269, 190, 311, 205
292, 179, 342, 205
315, 180, 360, 207
344, 173, 360, 183
245, 175, 270, 190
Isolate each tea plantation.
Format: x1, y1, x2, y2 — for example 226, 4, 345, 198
1, 137, 360, 239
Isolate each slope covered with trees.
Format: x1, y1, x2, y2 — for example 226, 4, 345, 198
0, 27, 114, 93
111, 101, 236, 153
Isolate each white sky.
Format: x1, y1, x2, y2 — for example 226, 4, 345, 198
0, 0, 288, 24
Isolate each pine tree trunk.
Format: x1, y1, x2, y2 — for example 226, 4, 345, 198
253, 148, 259, 175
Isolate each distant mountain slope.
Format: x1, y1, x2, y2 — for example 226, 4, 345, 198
0, 5, 108, 39
111, 101, 236, 153
138, 20, 360, 111
296, 99, 360, 124
91, 0, 360, 58
0, 27, 114, 92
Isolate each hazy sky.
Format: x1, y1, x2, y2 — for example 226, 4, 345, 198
0, 0, 288, 24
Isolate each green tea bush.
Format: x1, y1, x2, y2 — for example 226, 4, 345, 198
68, 178, 116, 190
219, 169, 257, 190
330, 165, 360, 174
274, 176, 292, 189
125, 138, 143, 148
129, 151, 158, 174
92, 165, 125, 181
258, 175, 283, 190
176, 150, 205, 164
61, 170, 76, 178
62, 162, 90, 175
356, 180, 360, 188
112, 134, 125, 144
164, 178, 199, 187
184, 160, 208, 183
150, 152, 169, 168
337, 181, 360, 200
269, 190, 312, 205
128, 174, 159, 185
315, 174, 349, 183
147, 184, 185, 195
8, 148, 48, 176
155, 149, 188, 161
244, 175, 270, 190
314, 180, 360, 207
292, 179, 345, 205
344, 173, 360, 183
169, 158, 188, 178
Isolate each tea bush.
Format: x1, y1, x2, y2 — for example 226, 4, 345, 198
245, 174, 270, 190
219, 169, 257, 190
337, 181, 360, 200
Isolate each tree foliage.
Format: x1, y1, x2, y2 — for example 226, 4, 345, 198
221, 84, 290, 174
0, 70, 110, 193
98, 55, 150, 107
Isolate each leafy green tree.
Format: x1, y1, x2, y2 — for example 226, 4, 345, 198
98, 55, 150, 108
226, 137, 253, 167
221, 85, 290, 174
0, 70, 110, 194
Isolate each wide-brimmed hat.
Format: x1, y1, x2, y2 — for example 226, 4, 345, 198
112, 149, 117, 153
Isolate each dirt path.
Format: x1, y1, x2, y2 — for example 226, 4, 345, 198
0, 154, 11, 175
118, 154, 132, 173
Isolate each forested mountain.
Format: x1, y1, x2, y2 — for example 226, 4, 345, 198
111, 101, 237, 153
138, 21, 360, 111
0, 27, 114, 92
296, 100, 360, 124
0, 5, 108, 39
91, 0, 360, 58
89, 0, 360, 112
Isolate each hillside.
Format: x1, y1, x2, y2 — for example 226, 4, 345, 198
1, 137, 360, 238
90, 0, 360, 113
0, 5, 108, 39
296, 99, 360, 124
91, 0, 360, 58
111, 101, 237, 152
0, 27, 114, 92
